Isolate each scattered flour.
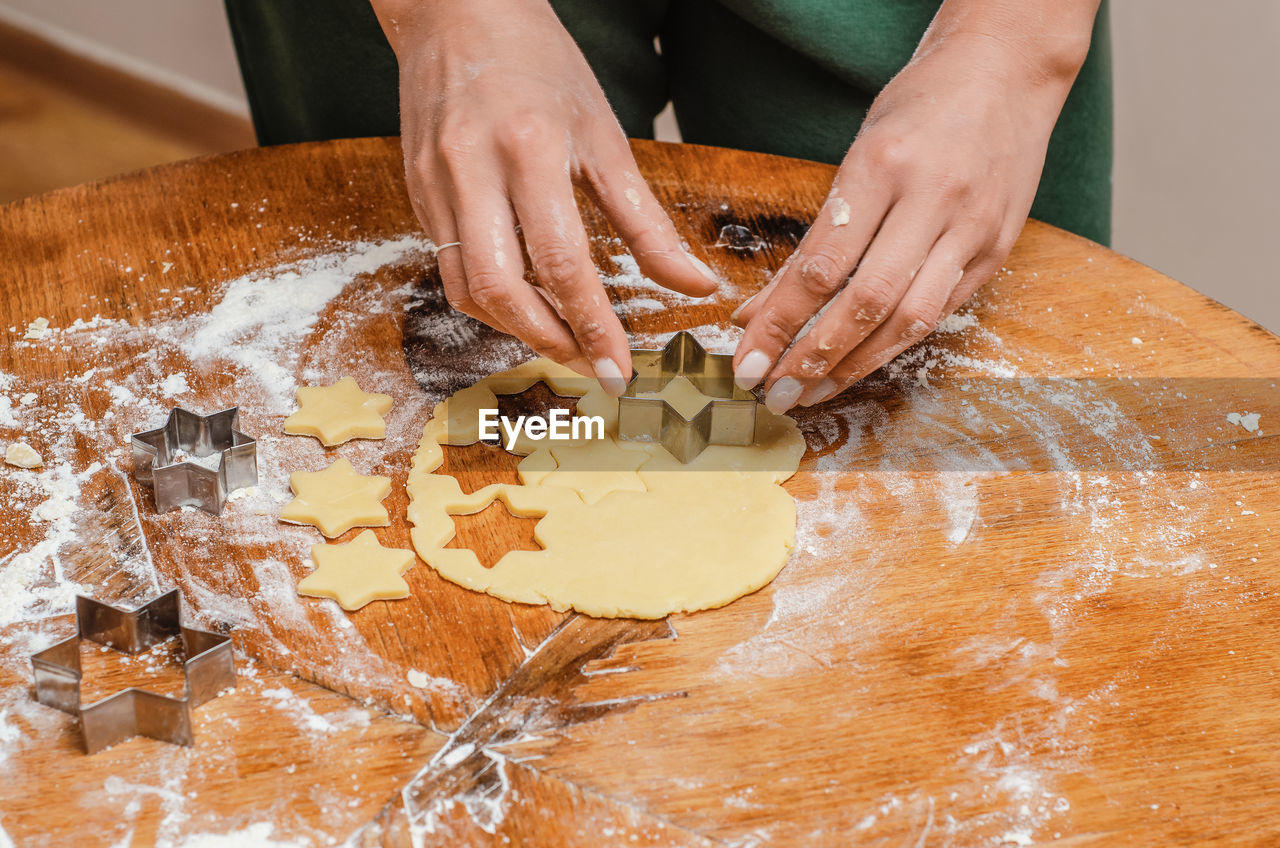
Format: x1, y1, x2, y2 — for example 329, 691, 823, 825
603, 254, 700, 316
165, 823, 308, 848
182, 235, 430, 411
0, 463, 99, 628
158, 372, 190, 397
934, 311, 979, 334
830, 197, 851, 226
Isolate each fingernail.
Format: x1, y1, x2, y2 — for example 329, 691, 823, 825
735, 349, 771, 391
730, 292, 757, 323
799, 379, 835, 407
593, 357, 627, 396
765, 377, 804, 414
684, 250, 721, 288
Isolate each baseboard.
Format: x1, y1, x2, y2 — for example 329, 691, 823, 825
0, 16, 256, 152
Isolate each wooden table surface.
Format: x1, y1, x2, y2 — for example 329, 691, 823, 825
1, 138, 1278, 847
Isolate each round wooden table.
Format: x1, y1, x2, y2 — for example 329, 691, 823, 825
0, 139, 1277, 846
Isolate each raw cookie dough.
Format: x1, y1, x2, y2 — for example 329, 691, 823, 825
406, 358, 805, 619
279, 457, 391, 537
284, 377, 393, 446
23, 317, 50, 340
297, 530, 415, 610
5, 443, 43, 469
637, 374, 711, 419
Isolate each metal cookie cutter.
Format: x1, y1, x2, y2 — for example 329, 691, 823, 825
617, 331, 757, 463
130, 406, 257, 515
30, 589, 236, 754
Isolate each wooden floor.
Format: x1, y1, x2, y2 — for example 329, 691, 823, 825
0, 61, 236, 204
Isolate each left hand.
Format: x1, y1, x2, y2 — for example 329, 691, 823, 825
732, 24, 1093, 412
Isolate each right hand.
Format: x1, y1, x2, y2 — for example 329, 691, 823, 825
376, 0, 720, 393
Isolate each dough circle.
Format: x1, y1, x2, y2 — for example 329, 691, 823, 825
406, 359, 805, 619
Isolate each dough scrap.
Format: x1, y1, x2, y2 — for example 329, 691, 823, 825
279, 457, 391, 537
5, 442, 43, 469
407, 358, 804, 619
284, 377, 393, 446
23, 317, 50, 340
297, 530, 415, 610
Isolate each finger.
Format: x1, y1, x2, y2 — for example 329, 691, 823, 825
452, 184, 587, 367
733, 183, 892, 391
802, 244, 982, 407
937, 232, 1012, 316
586, 155, 720, 298
763, 204, 952, 411
729, 238, 811, 327
411, 163, 508, 332
508, 155, 632, 395
732, 182, 885, 327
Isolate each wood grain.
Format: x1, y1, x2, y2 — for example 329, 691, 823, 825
1, 138, 1278, 845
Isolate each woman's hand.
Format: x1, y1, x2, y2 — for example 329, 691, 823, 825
373, 0, 719, 393
732, 0, 1099, 412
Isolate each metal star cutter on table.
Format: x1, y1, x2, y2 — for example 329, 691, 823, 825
617, 331, 758, 463
130, 406, 257, 515
30, 589, 236, 754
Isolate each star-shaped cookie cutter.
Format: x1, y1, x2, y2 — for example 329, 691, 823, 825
30, 589, 236, 754
130, 406, 258, 515
617, 331, 757, 463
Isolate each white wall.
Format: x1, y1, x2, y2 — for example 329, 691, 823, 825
1111, 1, 1280, 333
0, 0, 248, 115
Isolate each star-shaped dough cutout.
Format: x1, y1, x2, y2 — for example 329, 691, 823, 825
542, 438, 647, 505
279, 457, 392, 537
638, 375, 711, 418
297, 530, 415, 610
284, 377, 393, 446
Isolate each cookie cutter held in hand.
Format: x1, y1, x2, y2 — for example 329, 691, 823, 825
617, 331, 757, 463
130, 407, 257, 515
30, 589, 236, 754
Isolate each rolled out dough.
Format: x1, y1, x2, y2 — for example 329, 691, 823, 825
406, 358, 805, 619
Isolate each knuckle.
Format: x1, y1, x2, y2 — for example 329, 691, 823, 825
865, 136, 909, 172
795, 350, 837, 379
532, 245, 586, 286
436, 121, 480, 169
497, 112, 553, 153
795, 250, 847, 300
753, 313, 799, 354
464, 269, 509, 310
992, 228, 1019, 258
572, 318, 612, 351
900, 302, 942, 334
534, 335, 580, 362
934, 172, 974, 202
848, 275, 898, 323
